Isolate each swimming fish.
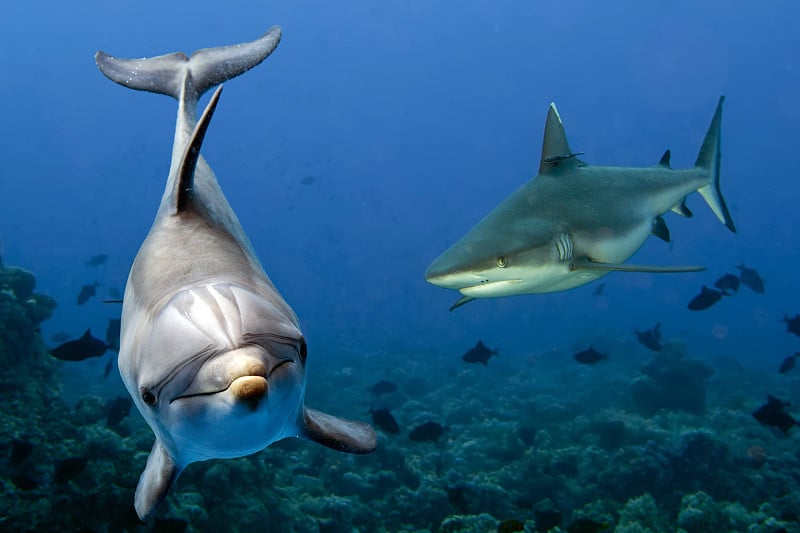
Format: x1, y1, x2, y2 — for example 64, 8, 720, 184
462, 340, 499, 365
50, 329, 108, 361
778, 354, 799, 374
714, 273, 740, 295
573, 346, 607, 365
85, 254, 109, 267
783, 315, 800, 337
687, 285, 723, 310
367, 380, 398, 395
409, 421, 447, 442
737, 264, 764, 293
752, 396, 798, 434
77, 282, 100, 306
635, 323, 663, 352
371, 407, 400, 434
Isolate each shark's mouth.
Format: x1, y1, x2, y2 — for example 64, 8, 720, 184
459, 278, 524, 296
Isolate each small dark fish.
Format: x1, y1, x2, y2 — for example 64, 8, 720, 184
784, 315, 800, 337
367, 380, 397, 396
54, 457, 88, 484
752, 395, 799, 434
409, 421, 447, 442
592, 283, 605, 296
77, 282, 100, 306
51, 331, 71, 343
106, 396, 133, 427
11, 472, 38, 490
85, 254, 109, 267
371, 407, 399, 434
50, 329, 108, 361
9, 438, 34, 465
688, 285, 723, 310
106, 318, 121, 352
497, 519, 525, 533
737, 263, 765, 294
779, 353, 800, 374
567, 518, 610, 533
153, 518, 189, 533
635, 322, 663, 352
103, 358, 114, 379
714, 273, 740, 295
534, 510, 563, 531
300, 175, 318, 186
573, 346, 607, 365
462, 340, 499, 365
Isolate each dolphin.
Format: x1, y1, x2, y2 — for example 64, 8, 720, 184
94, 27, 376, 520
425, 97, 735, 310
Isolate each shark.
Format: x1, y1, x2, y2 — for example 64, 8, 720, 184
425, 97, 735, 310
94, 27, 376, 520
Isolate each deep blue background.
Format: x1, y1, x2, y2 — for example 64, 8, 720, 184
1, 1, 799, 387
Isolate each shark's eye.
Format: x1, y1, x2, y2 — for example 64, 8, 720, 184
496, 256, 508, 268
141, 388, 156, 407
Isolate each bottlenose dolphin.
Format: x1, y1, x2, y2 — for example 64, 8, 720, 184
95, 27, 376, 520
425, 97, 735, 310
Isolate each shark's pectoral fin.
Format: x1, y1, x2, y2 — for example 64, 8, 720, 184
301, 407, 377, 455
570, 257, 706, 273
651, 216, 670, 243
134, 439, 183, 521
449, 295, 476, 311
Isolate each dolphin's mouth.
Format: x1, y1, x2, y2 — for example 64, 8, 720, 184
172, 357, 293, 402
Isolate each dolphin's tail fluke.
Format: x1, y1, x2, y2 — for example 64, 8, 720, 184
694, 96, 736, 233
94, 27, 281, 108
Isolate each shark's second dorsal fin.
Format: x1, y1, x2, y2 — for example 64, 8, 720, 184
658, 149, 671, 168
174, 86, 222, 213
539, 103, 583, 175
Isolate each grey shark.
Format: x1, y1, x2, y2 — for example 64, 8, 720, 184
95, 27, 376, 520
425, 97, 735, 310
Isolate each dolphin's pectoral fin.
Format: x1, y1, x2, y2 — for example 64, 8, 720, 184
449, 295, 476, 311
570, 257, 706, 273
174, 86, 223, 213
134, 439, 183, 521
301, 407, 377, 455
651, 216, 670, 243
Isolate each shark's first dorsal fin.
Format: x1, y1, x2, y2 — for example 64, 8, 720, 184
539, 103, 583, 175
174, 86, 222, 213
658, 149, 671, 168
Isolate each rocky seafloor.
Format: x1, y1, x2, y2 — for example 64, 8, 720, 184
1, 261, 798, 533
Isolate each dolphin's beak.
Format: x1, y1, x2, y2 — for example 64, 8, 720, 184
230, 375, 268, 404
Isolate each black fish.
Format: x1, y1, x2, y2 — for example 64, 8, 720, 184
367, 380, 397, 395
497, 519, 525, 533
688, 285, 723, 310
573, 346, 607, 365
103, 358, 114, 379
106, 318, 121, 351
462, 340, 499, 365
752, 395, 798, 434
779, 354, 799, 374
409, 421, 447, 442
592, 283, 606, 296
635, 323, 663, 352
85, 254, 109, 267
784, 315, 800, 337
534, 510, 563, 531
737, 263, 765, 293
106, 396, 133, 427
51, 331, 71, 343
567, 518, 610, 533
714, 273, 740, 295
371, 407, 399, 434
9, 438, 34, 465
77, 282, 100, 306
300, 175, 318, 186
54, 457, 88, 484
50, 329, 108, 361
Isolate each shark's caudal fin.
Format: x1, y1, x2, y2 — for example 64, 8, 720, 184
695, 96, 736, 233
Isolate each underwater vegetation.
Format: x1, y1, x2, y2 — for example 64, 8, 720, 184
3, 264, 800, 532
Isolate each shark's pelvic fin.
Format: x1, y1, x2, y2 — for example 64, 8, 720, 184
658, 149, 671, 168
695, 96, 736, 233
570, 258, 705, 273
174, 86, 222, 213
134, 439, 183, 520
539, 103, 585, 175
301, 407, 377, 455
449, 295, 476, 311
651, 216, 670, 243
670, 198, 693, 218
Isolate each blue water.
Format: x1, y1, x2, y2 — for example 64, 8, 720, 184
2, 1, 800, 530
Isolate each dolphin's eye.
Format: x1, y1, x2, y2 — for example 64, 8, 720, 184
299, 337, 308, 365
497, 256, 508, 268
141, 388, 156, 406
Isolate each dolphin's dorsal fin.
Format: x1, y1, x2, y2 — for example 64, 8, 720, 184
134, 439, 183, 520
539, 103, 584, 175
173, 86, 222, 213
301, 407, 377, 454
658, 149, 671, 168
